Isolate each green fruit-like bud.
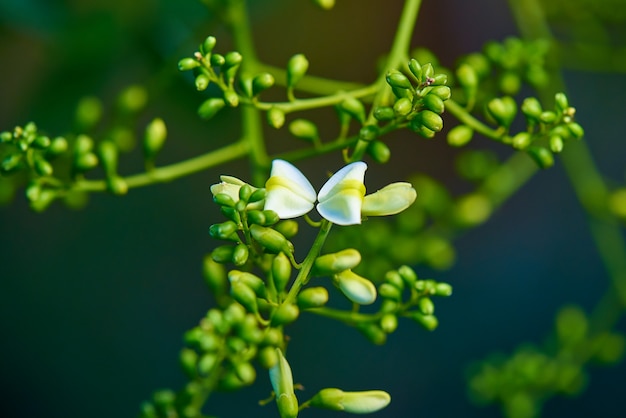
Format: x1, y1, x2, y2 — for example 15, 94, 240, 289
526, 146, 554, 169
359, 125, 379, 141
211, 245, 234, 263
210, 53, 225, 67
421, 63, 434, 80
214, 192, 236, 208
297, 286, 329, 309
209, 221, 238, 240
229, 270, 265, 297
368, 140, 390, 164
539, 111, 557, 124
310, 388, 391, 414
410, 312, 439, 330
274, 220, 298, 239
247, 210, 266, 225
224, 90, 239, 107
75, 96, 103, 130
334, 270, 377, 305
357, 322, 387, 345
271, 303, 299, 326
198, 353, 218, 375
272, 252, 292, 293
198, 98, 226, 120
521, 97, 543, 121
269, 349, 298, 418
287, 54, 309, 88
258, 346, 279, 369
267, 107, 285, 129
201, 36, 217, 55
486, 96, 517, 127
230, 281, 258, 314
398, 265, 417, 286
288, 119, 319, 141
234, 362, 256, 385
435, 282, 453, 296
374, 106, 395, 121
178, 57, 199, 71
432, 73, 448, 85
384, 270, 405, 290
30, 135, 49, 149
74, 153, 99, 172
456, 63, 478, 89
195, 73, 210, 91
408, 58, 422, 80
393, 97, 412, 117
418, 297, 435, 315
144, 118, 167, 159
180, 348, 198, 378
422, 93, 445, 114
380, 313, 398, 333
250, 224, 293, 254
378, 283, 402, 300
0, 131, 12, 143
203, 255, 227, 295
555, 92, 569, 112
98, 141, 118, 176
314, 249, 361, 275
118, 85, 147, 114
252, 73, 275, 97
410, 122, 436, 139
224, 51, 242, 68
447, 125, 473, 147
48, 136, 68, 155
1, 154, 22, 173
232, 243, 249, 266
419, 110, 443, 132
249, 188, 266, 203
567, 122, 584, 139
340, 97, 366, 123
386, 70, 413, 89
512, 132, 532, 150
33, 156, 53, 177
430, 85, 451, 100
499, 71, 521, 95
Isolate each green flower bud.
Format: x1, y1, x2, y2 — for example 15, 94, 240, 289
418, 297, 435, 315
272, 252, 292, 293
0, 131, 12, 143
180, 348, 198, 378
314, 249, 361, 276
539, 110, 557, 124
117, 85, 147, 114
97, 141, 118, 176
234, 362, 256, 385
211, 245, 234, 263
201, 36, 217, 55
456, 63, 478, 89
224, 90, 239, 107
271, 303, 299, 326
378, 283, 402, 300
357, 322, 387, 345
288, 119, 319, 142
367, 140, 390, 164
249, 188, 266, 203
435, 282, 453, 296
203, 255, 227, 295
1, 154, 22, 174
567, 122, 584, 139
550, 135, 564, 153
262, 210, 280, 225
373, 106, 395, 121
143, 118, 167, 162
521, 97, 543, 121
267, 107, 285, 129
340, 97, 366, 123
430, 85, 451, 100
258, 346, 279, 369
210, 53, 225, 67
230, 281, 258, 314
408, 58, 422, 80
393, 97, 412, 117
447, 125, 473, 147
274, 220, 298, 239
232, 243, 249, 266
386, 70, 413, 90
31, 135, 50, 150
74, 152, 99, 172
224, 302, 246, 325
224, 51, 242, 68
512, 132, 532, 150
555, 92, 569, 112
247, 210, 266, 225
310, 388, 391, 414
287, 54, 309, 88
250, 224, 293, 254
46, 136, 67, 156
380, 313, 398, 333
239, 314, 263, 344
195, 73, 210, 91
499, 71, 521, 95
198, 353, 218, 375
398, 265, 417, 286
422, 93, 445, 114
252, 73, 275, 97
269, 349, 299, 418
334, 270, 376, 305
410, 123, 436, 139
421, 63, 434, 80
33, 156, 53, 177
486, 96, 517, 128
410, 312, 439, 330
526, 146, 554, 169
198, 98, 226, 120
419, 109, 444, 132
178, 57, 199, 71
229, 270, 265, 297
75, 96, 102, 130
297, 286, 329, 309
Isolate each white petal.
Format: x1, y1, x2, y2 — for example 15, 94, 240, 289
316, 162, 367, 225
264, 159, 316, 218
361, 182, 417, 216
317, 161, 367, 202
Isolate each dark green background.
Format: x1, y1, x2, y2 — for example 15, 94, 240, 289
1, 1, 625, 417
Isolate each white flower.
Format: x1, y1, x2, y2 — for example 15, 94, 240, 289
263, 159, 416, 226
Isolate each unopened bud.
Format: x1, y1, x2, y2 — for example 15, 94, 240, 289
314, 249, 361, 276
334, 270, 376, 305
287, 54, 309, 88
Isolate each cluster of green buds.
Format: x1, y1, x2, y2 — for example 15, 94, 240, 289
482, 92, 584, 168
373, 58, 451, 140
468, 306, 625, 418
178, 36, 278, 120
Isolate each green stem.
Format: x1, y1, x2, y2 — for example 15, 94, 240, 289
73, 140, 250, 192
349, 0, 423, 162
306, 306, 380, 324
445, 99, 507, 142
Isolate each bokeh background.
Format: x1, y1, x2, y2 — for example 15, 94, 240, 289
1, 0, 626, 417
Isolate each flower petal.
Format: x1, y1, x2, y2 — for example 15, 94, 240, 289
264, 159, 316, 219
316, 162, 367, 225
361, 182, 417, 216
